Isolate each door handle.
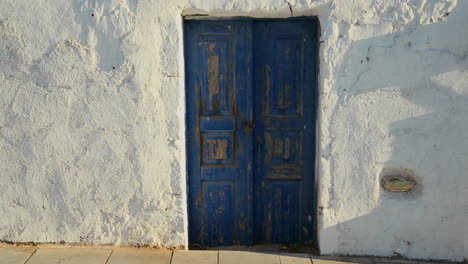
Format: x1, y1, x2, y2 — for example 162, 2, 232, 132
242, 120, 255, 133
242, 120, 255, 128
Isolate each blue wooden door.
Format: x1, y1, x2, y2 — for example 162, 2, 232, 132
253, 19, 317, 244
185, 20, 253, 246
185, 18, 317, 247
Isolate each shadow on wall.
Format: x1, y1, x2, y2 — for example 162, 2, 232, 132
321, 0, 467, 261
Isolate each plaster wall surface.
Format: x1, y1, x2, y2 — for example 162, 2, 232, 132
0, 0, 466, 261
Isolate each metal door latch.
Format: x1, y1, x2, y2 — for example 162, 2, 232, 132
242, 120, 255, 132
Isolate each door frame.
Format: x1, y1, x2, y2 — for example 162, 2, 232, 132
182, 16, 321, 249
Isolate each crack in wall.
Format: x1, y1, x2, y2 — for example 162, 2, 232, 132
283, 0, 293, 16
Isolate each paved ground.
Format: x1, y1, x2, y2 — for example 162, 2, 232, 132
0, 244, 457, 264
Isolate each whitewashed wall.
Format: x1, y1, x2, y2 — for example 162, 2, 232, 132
0, 0, 466, 261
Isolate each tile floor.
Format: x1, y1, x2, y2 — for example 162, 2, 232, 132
0, 244, 456, 264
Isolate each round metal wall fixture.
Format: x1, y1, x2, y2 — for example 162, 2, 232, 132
381, 175, 416, 192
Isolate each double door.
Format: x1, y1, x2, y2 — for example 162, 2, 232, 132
185, 18, 318, 246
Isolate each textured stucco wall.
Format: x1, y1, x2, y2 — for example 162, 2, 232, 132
0, 0, 466, 261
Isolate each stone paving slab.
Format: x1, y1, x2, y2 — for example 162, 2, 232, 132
311, 259, 367, 264
219, 251, 280, 264
0, 244, 36, 264
311, 255, 374, 264
26, 248, 112, 264
107, 248, 172, 264
280, 253, 312, 264
212, 245, 282, 252
172, 250, 218, 264
371, 257, 444, 264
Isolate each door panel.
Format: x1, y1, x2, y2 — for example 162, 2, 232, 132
253, 19, 317, 244
185, 20, 253, 246
185, 18, 317, 247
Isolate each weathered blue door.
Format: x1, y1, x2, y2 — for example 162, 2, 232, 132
185, 18, 317, 247
185, 20, 253, 246
253, 20, 317, 244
